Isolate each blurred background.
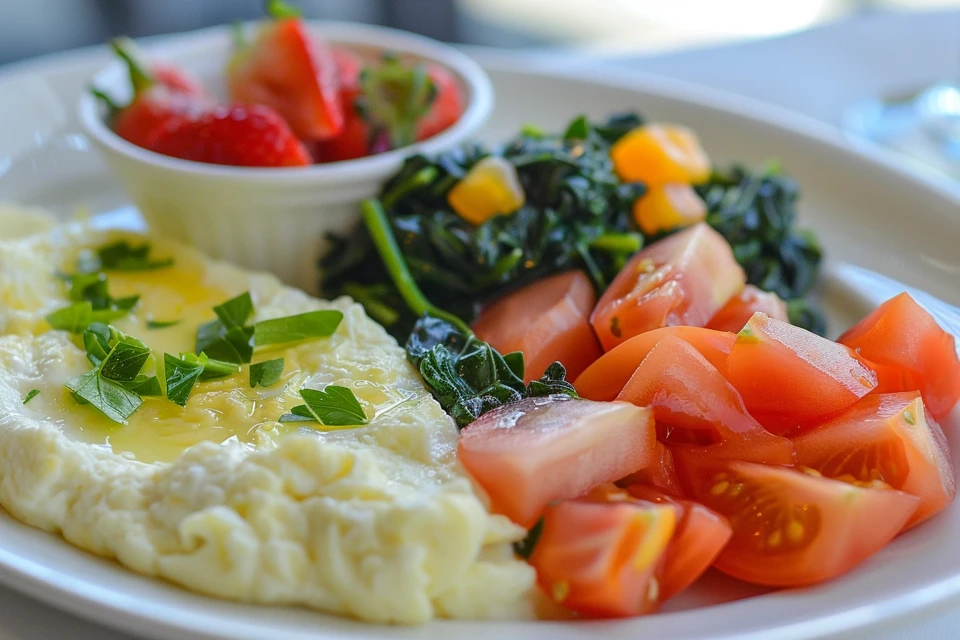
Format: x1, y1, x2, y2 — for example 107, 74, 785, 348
1, 0, 958, 65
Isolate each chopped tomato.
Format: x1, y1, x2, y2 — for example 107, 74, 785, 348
591, 223, 745, 351
457, 396, 657, 527
707, 285, 789, 333
839, 292, 960, 420
415, 63, 465, 141
529, 498, 676, 617
793, 392, 956, 529
617, 441, 683, 495
624, 484, 732, 600
227, 19, 344, 140
680, 460, 919, 586
725, 312, 878, 435
616, 335, 794, 464
575, 326, 735, 401
473, 271, 601, 382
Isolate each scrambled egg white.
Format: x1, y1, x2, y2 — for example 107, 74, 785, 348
0, 210, 535, 623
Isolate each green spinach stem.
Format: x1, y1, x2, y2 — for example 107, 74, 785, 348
361, 199, 474, 336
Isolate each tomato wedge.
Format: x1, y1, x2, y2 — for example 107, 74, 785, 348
707, 285, 788, 333
473, 271, 602, 382
680, 460, 918, 586
725, 313, 878, 435
839, 292, 960, 421
590, 223, 745, 351
457, 396, 656, 527
227, 18, 344, 140
529, 499, 676, 617
793, 392, 956, 528
616, 335, 794, 463
617, 441, 683, 495
575, 326, 735, 402
623, 484, 732, 600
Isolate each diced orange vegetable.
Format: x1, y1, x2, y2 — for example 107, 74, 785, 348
610, 124, 711, 185
473, 270, 601, 382
632, 183, 707, 235
447, 155, 525, 225
575, 326, 735, 402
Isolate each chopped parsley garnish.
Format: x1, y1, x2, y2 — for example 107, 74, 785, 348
249, 358, 284, 388
179, 352, 240, 380
93, 240, 173, 271
253, 310, 343, 346
280, 386, 368, 427
146, 318, 181, 329
163, 354, 204, 407
21, 389, 39, 405
64, 325, 162, 424
46, 301, 131, 333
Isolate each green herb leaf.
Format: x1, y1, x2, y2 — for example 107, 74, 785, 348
299, 386, 368, 426
100, 339, 151, 382
96, 240, 173, 271
180, 352, 240, 380
195, 319, 254, 364
146, 318, 181, 329
214, 292, 253, 330
123, 375, 163, 396
65, 369, 142, 424
22, 389, 39, 405
278, 404, 317, 422
163, 353, 204, 407
82, 323, 112, 365
253, 310, 343, 346
513, 516, 544, 559
249, 358, 285, 388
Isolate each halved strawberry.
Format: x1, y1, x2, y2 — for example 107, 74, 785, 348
98, 37, 207, 148
227, 0, 343, 140
148, 104, 311, 167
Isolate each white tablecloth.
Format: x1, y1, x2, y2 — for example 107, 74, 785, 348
2, 9, 959, 640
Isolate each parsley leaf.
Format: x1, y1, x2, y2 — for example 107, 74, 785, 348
82, 322, 112, 365
278, 404, 316, 422
100, 339, 151, 382
214, 292, 253, 329
124, 375, 163, 396
180, 352, 240, 380
65, 369, 142, 424
249, 358, 284, 388
96, 240, 173, 271
22, 389, 39, 405
194, 293, 256, 364
46, 301, 130, 334
146, 318, 181, 329
253, 310, 343, 346
163, 353, 204, 407
299, 386, 368, 426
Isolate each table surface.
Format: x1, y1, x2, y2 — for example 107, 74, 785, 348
2, 8, 959, 639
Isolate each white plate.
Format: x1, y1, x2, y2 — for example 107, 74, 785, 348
3, 35, 960, 640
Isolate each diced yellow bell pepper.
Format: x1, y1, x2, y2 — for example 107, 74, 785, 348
447, 156, 526, 226
610, 124, 711, 185
632, 183, 707, 235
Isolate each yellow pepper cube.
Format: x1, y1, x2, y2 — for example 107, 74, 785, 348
611, 124, 711, 186
447, 156, 526, 226
632, 183, 707, 235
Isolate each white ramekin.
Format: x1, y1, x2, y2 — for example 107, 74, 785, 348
78, 21, 494, 293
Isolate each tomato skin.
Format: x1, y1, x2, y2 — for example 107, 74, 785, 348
590, 223, 745, 351
575, 326, 735, 402
457, 396, 657, 528
678, 460, 919, 587
839, 292, 960, 421
793, 392, 956, 529
623, 484, 732, 600
725, 312, 878, 435
707, 285, 789, 333
473, 271, 602, 382
616, 335, 795, 464
529, 499, 676, 618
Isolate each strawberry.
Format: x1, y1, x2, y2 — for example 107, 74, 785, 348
148, 104, 311, 167
227, 0, 343, 140
97, 38, 208, 148
311, 52, 466, 163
